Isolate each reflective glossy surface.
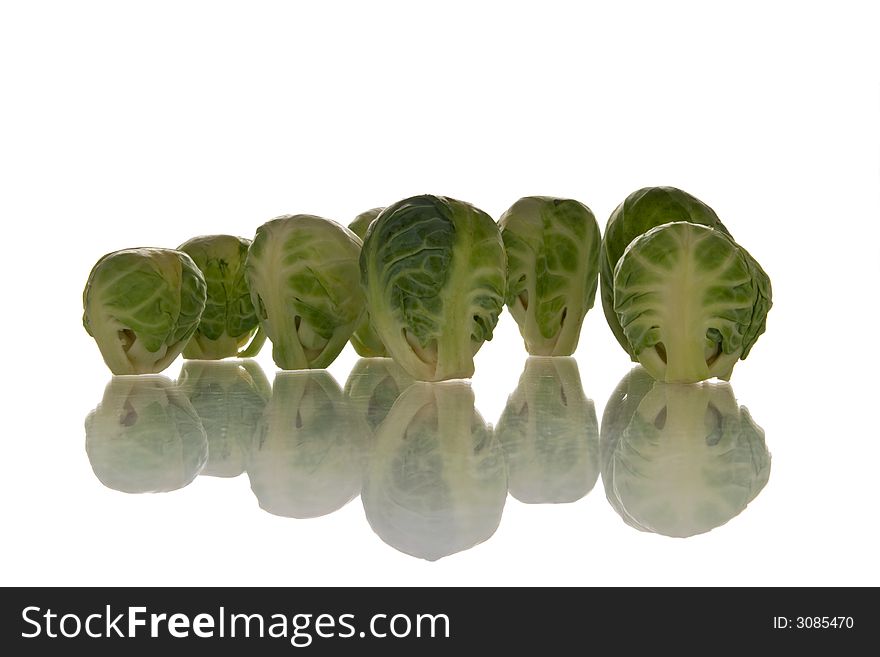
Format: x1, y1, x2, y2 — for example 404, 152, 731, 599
81, 358, 769, 561
496, 357, 599, 504
177, 361, 270, 478
601, 368, 770, 538
362, 382, 506, 561
85, 375, 208, 493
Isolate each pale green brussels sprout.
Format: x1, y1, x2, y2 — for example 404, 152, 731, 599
600, 187, 732, 358
177, 360, 271, 477
614, 221, 771, 383
362, 382, 507, 561
85, 376, 208, 493
347, 208, 388, 357
360, 195, 506, 382
343, 358, 414, 433
178, 235, 266, 359
495, 357, 599, 503
499, 197, 601, 356
600, 367, 771, 538
245, 215, 365, 370
247, 372, 364, 518
83, 248, 207, 374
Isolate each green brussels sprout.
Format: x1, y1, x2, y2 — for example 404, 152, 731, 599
178, 235, 266, 360
495, 357, 599, 503
245, 215, 365, 370
614, 221, 771, 383
499, 196, 601, 356
177, 360, 271, 477
85, 376, 208, 493
247, 372, 364, 518
600, 367, 771, 537
83, 248, 207, 374
360, 195, 506, 382
343, 357, 414, 433
362, 382, 507, 561
348, 207, 384, 240
600, 187, 732, 358
347, 208, 388, 357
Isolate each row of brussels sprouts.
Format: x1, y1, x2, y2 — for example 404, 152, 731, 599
83, 187, 772, 383
85, 358, 770, 559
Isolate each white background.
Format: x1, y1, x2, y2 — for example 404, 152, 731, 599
1, 0, 878, 586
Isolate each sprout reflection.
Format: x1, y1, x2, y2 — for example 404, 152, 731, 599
601, 367, 771, 537
177, 360, 270, 477
362, 382, 507, 561
247, 372, 363, 519
344, 358, 414, 433
495, 357, 599, 503
85, 376, 207, 493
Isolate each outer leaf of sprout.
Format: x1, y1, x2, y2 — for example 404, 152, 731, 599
178, 234, 265, 360
600, 187, 731, 358
348, 207, 384, 241
360, 195, 506, 381
499, 196, 600, 356
613, 221, 771, 383
245, 215, 365, 370
83, 248, 207, 374
348, 208, 388, 357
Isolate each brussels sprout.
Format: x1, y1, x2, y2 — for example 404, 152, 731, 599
245, 215, 364, 370
495, 357, 599, 503
348, 207, 384, 240
177, 360, 271, 477
600, 367, 771, 537
247, 372, 363, 518
499, 197, 601, 356
347, 208, 388, 357
343, 357, 413, 432
85, 376, 208, 493
614, 221, 771, 383
362, 382, 507, 561
360, 195, 506, 382
83, 248, 207, 374
600, 187, 732, 358
178, 235, 266, 359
